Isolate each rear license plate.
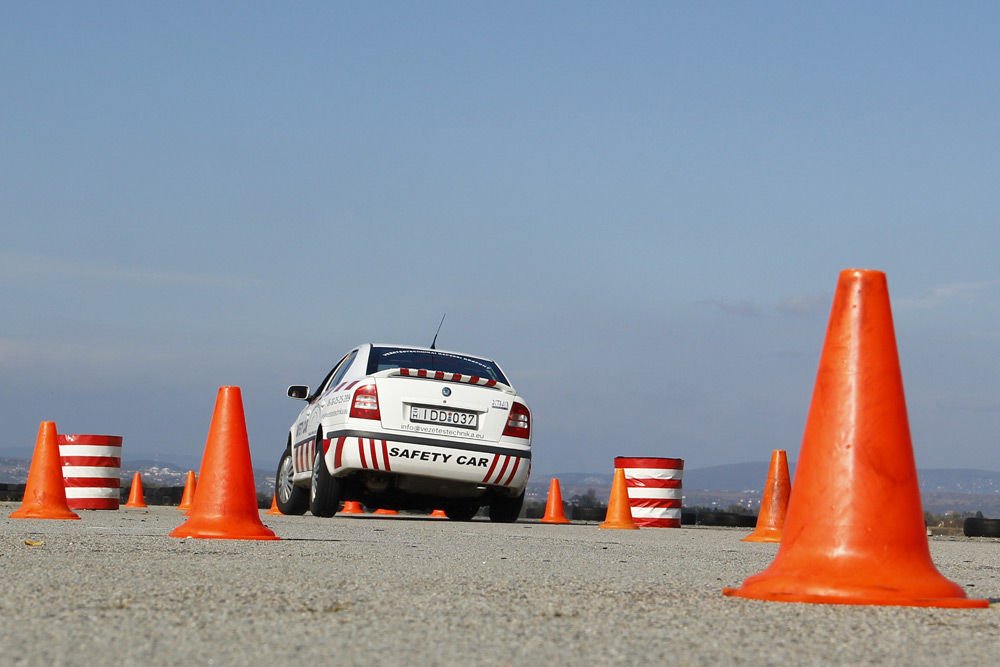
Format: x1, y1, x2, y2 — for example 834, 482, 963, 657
409, 406, 479, 429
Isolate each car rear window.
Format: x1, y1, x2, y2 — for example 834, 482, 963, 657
368, 347, 508, 385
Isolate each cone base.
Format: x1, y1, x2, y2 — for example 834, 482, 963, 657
170, 516, 279, 541
540, 516, 571, 524
10, 507, 81, 520
599, 520, 638, 530
124, 503, 149, 509
723, 586, 988, 608
742, 528, 781, 543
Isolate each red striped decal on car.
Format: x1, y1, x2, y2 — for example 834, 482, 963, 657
334, 437, 345, 469
358, 438, 368, 468
381, 440, 391, 471
369, 439, 379, 470
503, 457, 520, 486
482, 454, 500, 483
494, 455, 511, 484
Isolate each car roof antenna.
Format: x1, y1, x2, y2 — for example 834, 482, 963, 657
430, 313, 446, 350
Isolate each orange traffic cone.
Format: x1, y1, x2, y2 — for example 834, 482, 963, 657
540, 478, 571, 524
10, 422, 80, 520
742, 450, 790, 543
724, 269, 986, 607
340, 501, 364, 515
177, 470, 197, 511
266, 493, 281, 515
169, 387, 278, 540
374, 508, 398, 516
429, 508, 447, 518
599, 468, 638, 530
123, 472, 148, 509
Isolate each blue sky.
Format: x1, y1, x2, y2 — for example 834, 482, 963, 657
2, 3, 999, 475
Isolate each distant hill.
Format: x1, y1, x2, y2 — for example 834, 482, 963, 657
536, 463, 1000, 494
2, 453, 998, 514
529, 463, 1000, 516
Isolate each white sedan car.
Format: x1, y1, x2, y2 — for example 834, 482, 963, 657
276, 343, 531, 521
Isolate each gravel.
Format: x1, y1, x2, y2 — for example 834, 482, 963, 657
1, 503, 998, 666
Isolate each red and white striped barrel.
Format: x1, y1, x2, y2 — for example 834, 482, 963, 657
614, 456, 683, 527
58, 434, 122, 510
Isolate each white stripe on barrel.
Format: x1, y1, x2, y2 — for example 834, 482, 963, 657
58, 434, 122, 510
614, 456, 684, 528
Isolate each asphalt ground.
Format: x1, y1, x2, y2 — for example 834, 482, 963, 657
1, 503, 998, 666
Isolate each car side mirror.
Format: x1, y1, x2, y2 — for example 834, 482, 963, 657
287, 385, 310, 400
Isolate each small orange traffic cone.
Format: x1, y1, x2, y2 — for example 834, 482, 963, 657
266, 493, 281, 515
724, 270, 986, 607
429, 508, 447, 518
169, 387, 278, 540
123, 472, 148, 509
540, 478, 571, 524
340, 501, 364, 515
10, 422, 80, 520
599, 468, 638, 530
177, 470, 197, 511
374, 508, 398, 516
742, 450, 790, 543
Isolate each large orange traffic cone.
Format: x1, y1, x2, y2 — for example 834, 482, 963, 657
266, 493, 281, 515
10, 422, 80, 520
540, 478, 571, 524
169, 387, 278, 540
599, 468, 638, 530
742, 450, 790, 543
340, 501, 364, 515
177, 470, 197, 511
724, 269, 986, 607
123, 472, 148, 509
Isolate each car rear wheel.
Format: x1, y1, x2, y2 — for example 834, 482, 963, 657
444, 500, 480, 521
489, 492, 524, 523
310, 436, 341, 517
275, 445, 308, 515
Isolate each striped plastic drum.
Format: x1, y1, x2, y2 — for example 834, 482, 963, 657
58, 434, 122, 510
614, 456, 684, 527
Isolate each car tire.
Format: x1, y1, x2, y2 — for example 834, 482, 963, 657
275, 445, 308, 515
310, 436, 341, 518
488, 492, 524, 523
444, 500, 480, 521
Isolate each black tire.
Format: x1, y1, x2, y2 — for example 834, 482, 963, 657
489, 492, 524, 523
964, 517, 1000, 538
275, 445, 308, 515
310, 434, 341, 517
444, 500, 480, 521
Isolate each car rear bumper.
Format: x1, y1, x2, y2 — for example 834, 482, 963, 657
321, 428, 530, 490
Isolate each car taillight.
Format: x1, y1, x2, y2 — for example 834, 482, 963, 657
502, 402, 530, 439
350, 384, 381, 420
